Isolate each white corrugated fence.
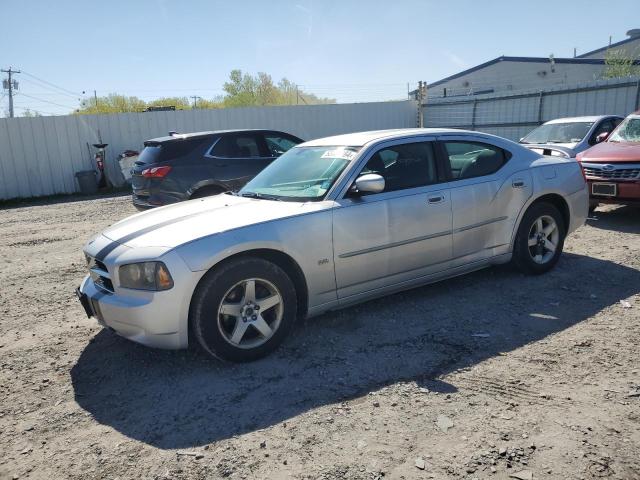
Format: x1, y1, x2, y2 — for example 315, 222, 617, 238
0, 101, 418, 200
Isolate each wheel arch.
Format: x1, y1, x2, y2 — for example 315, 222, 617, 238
529, 193, 570, 231
187, 180, 228, 199
511, 192, 570, 248
187, 248, 309, 342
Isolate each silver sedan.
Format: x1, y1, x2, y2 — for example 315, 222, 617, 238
77, 129, 589, 361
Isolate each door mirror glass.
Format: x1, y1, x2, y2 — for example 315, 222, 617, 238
352, 173, 385, 194
596, 131, 609, 143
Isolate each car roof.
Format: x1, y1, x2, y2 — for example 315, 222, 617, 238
543, 115, 621, 124
146, 129, 289, 144
301, 128, 485, 147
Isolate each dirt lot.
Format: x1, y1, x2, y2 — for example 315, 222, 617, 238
0, 195, 638, 480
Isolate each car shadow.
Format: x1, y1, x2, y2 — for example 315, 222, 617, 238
588, 205, 640, 234
70, 253, 640, 449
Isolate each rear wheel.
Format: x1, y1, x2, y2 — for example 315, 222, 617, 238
513, 202, 566, 275
190, 186, 223, 199
191, 257, 297, 362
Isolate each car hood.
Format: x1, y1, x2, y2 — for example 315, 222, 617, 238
577, 141, 640, 163
102, 194, 332, 249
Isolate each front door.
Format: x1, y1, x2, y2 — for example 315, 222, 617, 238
332, 139, 453, 301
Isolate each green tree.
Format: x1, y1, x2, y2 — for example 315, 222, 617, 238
146, 96, 192, 110
603, 49, 640, 79
21, 109, 42, 117
76, 94, 147, 114
222, 69, 334, 107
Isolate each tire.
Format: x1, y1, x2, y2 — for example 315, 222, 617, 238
190, 186, 223, 199
512, 202, 566, 275
191, 257, 297, 362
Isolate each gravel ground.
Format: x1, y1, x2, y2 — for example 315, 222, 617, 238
0, 195, 639, 480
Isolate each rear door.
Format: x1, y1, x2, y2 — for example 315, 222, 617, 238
438, 136, 532, 266
207, 133, 274, 190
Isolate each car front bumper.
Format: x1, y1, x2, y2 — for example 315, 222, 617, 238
76, 245, 203, 350
586, 179, 640, 206
78, 274, 188, 349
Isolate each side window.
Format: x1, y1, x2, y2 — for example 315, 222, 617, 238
443, 141, 509, 180
264, 135, 300, 157
589, 120, 614, 145
210, 135, 261, 158
358, 141, 437, 194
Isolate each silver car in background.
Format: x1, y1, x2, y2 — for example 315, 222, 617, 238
77, 129, 588, 362
520, 115, 623, 158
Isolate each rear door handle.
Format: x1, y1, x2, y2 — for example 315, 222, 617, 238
512, 179, 525, 188
428, 195, 445, 204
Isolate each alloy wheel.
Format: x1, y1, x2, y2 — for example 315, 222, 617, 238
527, 215, 559, 264
217, 278, 283, 349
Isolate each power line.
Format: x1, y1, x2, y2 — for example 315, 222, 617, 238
15, 92, 77, 110
20, 71, 82, 97
18, 77, 82, 99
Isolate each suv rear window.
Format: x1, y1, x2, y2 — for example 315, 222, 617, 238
139, 138, 209, 164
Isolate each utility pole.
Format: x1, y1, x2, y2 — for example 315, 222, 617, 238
2, 67, 21, 118
190, 95, 201, 108
94, 90, 98, 109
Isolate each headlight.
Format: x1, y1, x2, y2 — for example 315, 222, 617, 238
118, 262, 174, 291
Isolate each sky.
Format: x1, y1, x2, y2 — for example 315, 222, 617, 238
1, 0, 638, 116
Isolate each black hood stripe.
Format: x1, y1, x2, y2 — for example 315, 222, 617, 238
95, 207, 221, 261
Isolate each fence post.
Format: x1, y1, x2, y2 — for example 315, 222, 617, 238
537, 91, 544, 125
471, 99, 478, 131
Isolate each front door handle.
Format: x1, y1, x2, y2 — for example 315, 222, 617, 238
512, 179, 525, 188
428, 195, 445, 204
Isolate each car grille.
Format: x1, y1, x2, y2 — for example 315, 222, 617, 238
583, 166, 640, 180
88, 257, 114, 293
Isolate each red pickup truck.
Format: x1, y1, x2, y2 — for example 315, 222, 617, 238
577, 112, 640, 210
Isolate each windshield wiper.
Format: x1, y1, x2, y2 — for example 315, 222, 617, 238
240, 191, 281, 201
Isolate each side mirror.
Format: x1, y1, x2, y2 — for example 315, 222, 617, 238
596, 132, 609, 143
351, 173, 385, 194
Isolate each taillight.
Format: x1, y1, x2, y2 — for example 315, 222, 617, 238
141, 166, 172, 178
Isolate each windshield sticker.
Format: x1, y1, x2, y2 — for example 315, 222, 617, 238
321, 148, 358, 160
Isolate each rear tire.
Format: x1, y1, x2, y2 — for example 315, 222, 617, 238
512, 202, 566, 275
191, 257, 297, 362
190, 186, 223, 199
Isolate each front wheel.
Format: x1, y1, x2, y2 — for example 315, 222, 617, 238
191, 257, 297, 362
512, 202, 566, 275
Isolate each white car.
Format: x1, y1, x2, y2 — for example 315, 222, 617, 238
520, 115, 623, 158
77, 129, 588, 362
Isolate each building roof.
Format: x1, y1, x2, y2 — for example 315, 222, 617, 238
576, 35, 640, 58
428, 56, 607, 88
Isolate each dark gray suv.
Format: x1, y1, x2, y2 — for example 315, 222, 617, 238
131, 129, 303, 209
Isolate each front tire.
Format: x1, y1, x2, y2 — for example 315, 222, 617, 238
513, 202, 566, 275
191, 257, 297, 362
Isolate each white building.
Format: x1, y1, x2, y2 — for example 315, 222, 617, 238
426, 30, 640, 98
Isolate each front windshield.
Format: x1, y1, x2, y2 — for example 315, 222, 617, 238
608, 117, 640, 143
240, 146, 359, 201
521, 122, 593, 144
